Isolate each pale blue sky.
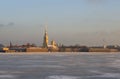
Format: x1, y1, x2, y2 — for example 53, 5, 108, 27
0, 0, 120, 46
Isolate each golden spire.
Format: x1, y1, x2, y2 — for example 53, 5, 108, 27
43, 24, 49, 48
45, 24, 47, 35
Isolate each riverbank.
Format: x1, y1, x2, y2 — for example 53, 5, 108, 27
0, 52, 119, 55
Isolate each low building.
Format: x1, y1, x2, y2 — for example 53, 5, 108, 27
26, 47, 48, 52
9, 47, 26, 52
59, 46, 89, 52
0, 47, 9, 52
89, 48, 119, 52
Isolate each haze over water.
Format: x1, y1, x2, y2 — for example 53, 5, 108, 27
0, 53, 120, 79
0, 0, 120, 46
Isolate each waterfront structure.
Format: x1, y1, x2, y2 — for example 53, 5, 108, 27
51, 40, 57, 48
43, 27, 49, 48
1, 24, 120, 53
42, 26, 58, 49
9, 41, 13, 48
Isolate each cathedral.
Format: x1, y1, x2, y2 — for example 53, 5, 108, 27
43, 27, 49, 48
43, 27, 58, 49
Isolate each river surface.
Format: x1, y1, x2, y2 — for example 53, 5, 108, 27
0, 52, 120, 79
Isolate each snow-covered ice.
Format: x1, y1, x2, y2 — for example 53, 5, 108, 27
47, 75, 79, 79
0, 52, 120, 79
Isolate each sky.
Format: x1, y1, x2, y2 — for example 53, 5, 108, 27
0, 0, 120, 46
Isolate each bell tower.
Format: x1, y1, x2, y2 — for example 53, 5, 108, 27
43, 26, 49, 48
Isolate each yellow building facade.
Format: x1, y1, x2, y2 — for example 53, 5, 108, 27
43, 27, 49, 48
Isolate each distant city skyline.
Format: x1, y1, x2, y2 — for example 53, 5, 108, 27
0, 0, 120, 46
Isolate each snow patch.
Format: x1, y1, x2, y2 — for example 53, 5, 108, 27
100, 73, 120, 78
110, 59, 120, 68
47, 75, 79, 79
88, 73, 120, 78
0, 75, 16, 78
19, 65, 64, 68
0, 71, 8, 73
88, 70, 120, 78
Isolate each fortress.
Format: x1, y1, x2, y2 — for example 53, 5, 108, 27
0, 25, 59, 52
0, 25, 120, 53
26, 26, 59, 52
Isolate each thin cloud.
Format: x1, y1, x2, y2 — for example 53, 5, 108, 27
7, 22, 15, 26
86, 0, 107, 5
0, 24, 4, 27
0, 22, 15, 27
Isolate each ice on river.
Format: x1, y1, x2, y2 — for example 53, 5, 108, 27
0, 52, 120, 79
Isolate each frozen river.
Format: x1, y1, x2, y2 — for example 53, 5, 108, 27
0, 52, 120, 79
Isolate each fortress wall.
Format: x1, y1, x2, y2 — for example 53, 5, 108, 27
26, 48, 48, 52
89, 48, 118, 52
